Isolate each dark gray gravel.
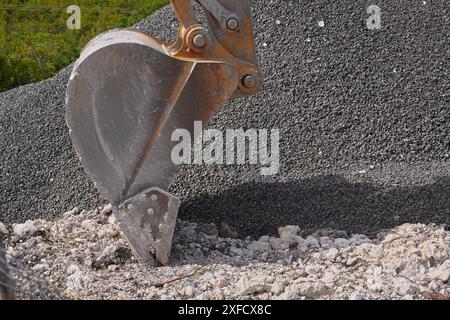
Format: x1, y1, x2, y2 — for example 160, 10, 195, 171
1, 0, 449, 237
0, 70, 99, 223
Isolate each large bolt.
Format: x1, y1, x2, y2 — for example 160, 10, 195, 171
193, 34, 206, 48
226, 17, 239, 31
242, 75, 257, 89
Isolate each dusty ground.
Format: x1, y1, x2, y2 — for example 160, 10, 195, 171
1, 206, 449, 300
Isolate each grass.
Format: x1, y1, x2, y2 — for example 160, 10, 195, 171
0, 0, 169, 92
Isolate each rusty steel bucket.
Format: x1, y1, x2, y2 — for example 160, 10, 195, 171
65, 0, 261, 265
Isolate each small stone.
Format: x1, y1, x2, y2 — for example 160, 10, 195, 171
349, 234, 370, 245
0, 222, 8, 235
324, 248, 339, 261
294, 236, 305, 245
432, 260, 450, 282
383, 233, 401, 243
350, 292, 364, 300
202, 223, 219, 237
84, 257, 93, 267
271, 281, 286, 295
23, 238, 38, 249
319, 236, 333, 249
67, 271, 92, 292
322, 272, 335, 283
428, 280, 440, 292
278, 225, 300, 240
97, 224, 118, 239
436, 269, 450, 283
248, 240, 271, 253
275, 19, 281, 25
185, 285, 195, 297
101, 204, 113, 215
107, 264, 118, 271
269, 237, 283, 250
93, 245, 133, 268
305, 264, 321, 275
367, 277, 383, 292
81, 219, 98, 231
420, 239, 449, 264
108, 214, 117, 225
382, 257, 405, 275
66, 264, 80, 275
195, 293, 209, 300
236, 276, 269, 296
393, 278, 417, 296
318, 20, 325, 28
63, 207, 79, 217
219, 222, 238, 239
305, 236, 320, 249
346, 257, 360, 267
217, 278, 229, 288
334, 238, 350, 248
13, 220, 38, 237
32, 263, 47, 272
297, 281, 332, 299
368, 245, 384, 258
229, 247, 243, 256
283, 254, 293, 264
401, 254, 427, 279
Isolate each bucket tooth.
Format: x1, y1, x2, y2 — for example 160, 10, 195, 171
114, 188, 180, 266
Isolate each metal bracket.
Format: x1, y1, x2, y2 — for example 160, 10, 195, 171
169, 0, 263, 98
197, 0, 241, 33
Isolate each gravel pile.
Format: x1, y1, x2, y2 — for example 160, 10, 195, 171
1, 207, 450, 300
0, 0, 449, 238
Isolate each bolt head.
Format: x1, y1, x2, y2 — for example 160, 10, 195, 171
226, 18, 239, 31
242, 75, 257, 89
193, 34, 206, 48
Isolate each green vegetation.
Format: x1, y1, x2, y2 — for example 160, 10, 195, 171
0, 0, 168, 91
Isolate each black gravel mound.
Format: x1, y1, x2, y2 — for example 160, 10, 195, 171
1, 0, 449, 237
0, 70, 99, 222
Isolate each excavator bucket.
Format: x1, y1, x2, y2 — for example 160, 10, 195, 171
65, 0, 262, 266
